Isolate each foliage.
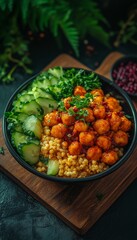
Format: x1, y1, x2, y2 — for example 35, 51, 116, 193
70, 0, 110, 46
114, 6, 137, 47
0, 14, 32, 83
0, 0, 109, 83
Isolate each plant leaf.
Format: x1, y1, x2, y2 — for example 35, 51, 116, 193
60, 10, 79, 56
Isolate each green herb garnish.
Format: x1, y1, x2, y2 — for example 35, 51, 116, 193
68, 108, 76, 116
70, 93, 92, 109
39, 156, 49, 165
0, 147, 4, 155
58, 100, 66, 112
76, 109, 88, 119
58, 87, 94, 120
47, 68, 101, 101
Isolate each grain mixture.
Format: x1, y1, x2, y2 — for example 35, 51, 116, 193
37, 87, 131, 178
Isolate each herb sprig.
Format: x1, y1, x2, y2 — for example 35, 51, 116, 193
58, 92, 93, 120
70, 93, 92, 108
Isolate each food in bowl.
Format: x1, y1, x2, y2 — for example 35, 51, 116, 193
111, 56, 137, 96
5, 67, 134, 179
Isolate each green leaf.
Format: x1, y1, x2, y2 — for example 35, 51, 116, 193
89, 25, 110, 47
70, 0, 110, 46
0, 0, 6, 10
20, 0, 31, 23
8, 0, 14, 11
60, 12, 79, 56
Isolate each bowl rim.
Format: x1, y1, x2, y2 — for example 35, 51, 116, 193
2, 68, 137, 182
110, 54, 137, 97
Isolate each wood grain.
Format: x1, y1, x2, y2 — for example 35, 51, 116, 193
95, 51, 123, 78
0, 52, 137, 235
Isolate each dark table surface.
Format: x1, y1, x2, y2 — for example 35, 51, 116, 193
0, 35, 137, 240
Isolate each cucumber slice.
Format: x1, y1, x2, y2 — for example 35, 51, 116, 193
17, 100, 43, 115
28, 138, 40, 146
11, 131, 40, 149
8, 122, 23, 133
32, 87, 53, 99
48, 67, 63, 79
47, 160, 59, 176
11, 132, 28, 148
31, 73, 51, 90
23, 115, 43, 139
49, 77, 58, 85
19, 143, 40, 165
17, 113, 29, 123
13, 124, 23, 132
36, 97, 57, 114
6, 112, 25, 133
13, 91, 34, 107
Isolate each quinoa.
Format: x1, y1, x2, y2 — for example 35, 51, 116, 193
38, 126, 109, 178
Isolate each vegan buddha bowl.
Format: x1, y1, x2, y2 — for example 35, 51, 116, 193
3, 67, 137, 182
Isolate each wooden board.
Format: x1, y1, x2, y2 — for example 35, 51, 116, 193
0, 52, 137, 235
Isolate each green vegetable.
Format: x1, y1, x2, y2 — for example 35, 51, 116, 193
13, 91, 35, 106
6, 66, 102, 168
11, 131, 39, 150
36, 97, 57, 114
23, 115, 43, 139
47, 68, 101, 100
48, 67, 64, 79
47, 160, 59, 176
11, 132, 30, 148
31, 73, 51, 90
14, 100, 43, 116
19, 143, 40, 165
32, 88, 53, 100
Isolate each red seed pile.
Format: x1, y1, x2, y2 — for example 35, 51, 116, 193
112, 60, 137, 95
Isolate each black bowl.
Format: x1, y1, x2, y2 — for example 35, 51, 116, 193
3, 69, 137, 183
111, 55, 137, 97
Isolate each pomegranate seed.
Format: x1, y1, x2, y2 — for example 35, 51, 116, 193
112, 59, 137, 95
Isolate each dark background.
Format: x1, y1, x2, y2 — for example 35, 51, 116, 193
0, 1, 137, 239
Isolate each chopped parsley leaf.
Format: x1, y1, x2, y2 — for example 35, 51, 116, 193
70, 93, 92, 109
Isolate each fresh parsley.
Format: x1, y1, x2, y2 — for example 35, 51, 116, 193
58, 91, 93, 121
58, 100, 66, 112
47, 68, 101, 101
70, 93, 92, 109
68, 108, 75, 116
